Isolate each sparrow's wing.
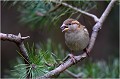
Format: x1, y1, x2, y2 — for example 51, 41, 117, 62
82, 26, 89, 36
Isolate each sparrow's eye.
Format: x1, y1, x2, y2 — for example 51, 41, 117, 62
67, 23, 71, 25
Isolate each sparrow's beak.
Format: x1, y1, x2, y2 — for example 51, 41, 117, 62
60, 24, 69, 32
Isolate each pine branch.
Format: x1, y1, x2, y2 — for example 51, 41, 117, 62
88, 0, 117, 51
52, 1, 99, 22
0, 33, 30, 78
37, 0, 117, 78
1, 0, 117, 78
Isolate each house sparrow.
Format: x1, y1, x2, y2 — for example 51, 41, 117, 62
60, 18, 89, 63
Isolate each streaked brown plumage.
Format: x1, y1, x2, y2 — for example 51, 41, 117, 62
60, 18, 89, 53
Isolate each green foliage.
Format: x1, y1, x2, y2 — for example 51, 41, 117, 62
2, 1, 119, 78
4, 39, 119, 78
60, 58, 119, 78
37, 38, 66, 60
3, 1, 97, 30
5, 39, 65, 78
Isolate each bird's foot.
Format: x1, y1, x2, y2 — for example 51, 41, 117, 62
62, 54, 76, 64
68, 54, 76, 64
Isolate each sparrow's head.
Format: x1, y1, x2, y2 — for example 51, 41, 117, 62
60, 18, 81, 32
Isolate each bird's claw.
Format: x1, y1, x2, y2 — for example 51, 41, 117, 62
68, 54, 76, 64
62, 54, 76, 64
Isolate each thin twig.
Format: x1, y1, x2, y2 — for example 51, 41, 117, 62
65, 70, 84, 78
36, 11, 45, 16
48, 4, 62, 13
36, 4, 62, 16
52, 1, 99, 22
37, 0, 116, 78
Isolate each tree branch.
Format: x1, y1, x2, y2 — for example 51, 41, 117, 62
52, 1, 99, 22
88, 0, 117, 51
39, 53, 87, 78
37, 0, 116, 78
0, 33, 30, 62
0, 33, 30, 78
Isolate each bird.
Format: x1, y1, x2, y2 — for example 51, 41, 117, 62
60, 18, 89, 63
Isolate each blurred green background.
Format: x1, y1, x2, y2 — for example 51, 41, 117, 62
1, 1, 119, 78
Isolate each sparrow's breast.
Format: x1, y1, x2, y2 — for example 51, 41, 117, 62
65, 30, 89, 52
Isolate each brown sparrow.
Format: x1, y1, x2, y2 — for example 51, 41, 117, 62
60, 18, 89, 62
